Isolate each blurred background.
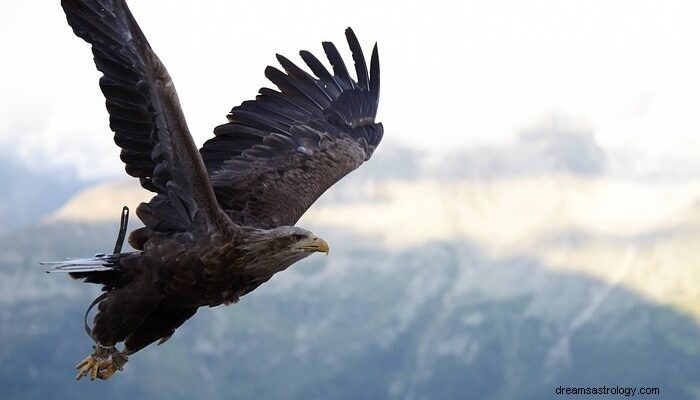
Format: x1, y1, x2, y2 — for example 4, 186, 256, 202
2, 0, 700, 399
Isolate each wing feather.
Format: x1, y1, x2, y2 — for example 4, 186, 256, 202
345, 29, 369, 90
299, 50, 344, 97
200, 28, 382, 229
322, 41, 355, 91
275, 54, 333, 108
62, 0, 233, 235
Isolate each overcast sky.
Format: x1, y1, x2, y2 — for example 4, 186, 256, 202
2, 0, 700, 180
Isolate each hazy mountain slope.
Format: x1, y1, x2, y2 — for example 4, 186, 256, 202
42, 175, 700, 321
3, 151, 700, 400
301, 177, 700, 323
1, 218, 699, 399
0, 156, 86, 234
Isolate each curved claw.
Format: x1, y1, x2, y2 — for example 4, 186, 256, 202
75, 354, 110, 381
75, 347, 128, 381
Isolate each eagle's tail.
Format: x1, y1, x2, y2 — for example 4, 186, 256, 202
42, 254, 120, 273
42, 253, 128, 286
42, 206, 131, 282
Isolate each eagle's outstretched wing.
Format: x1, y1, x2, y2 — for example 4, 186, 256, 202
200, 29, 382, 229
62, 0, 232, 234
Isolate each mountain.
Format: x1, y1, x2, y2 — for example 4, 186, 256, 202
0, 156, 86, 234
1, 172, 700, 399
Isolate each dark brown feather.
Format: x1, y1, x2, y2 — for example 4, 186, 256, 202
62, 0, 233, 236
200, 28, 382, 229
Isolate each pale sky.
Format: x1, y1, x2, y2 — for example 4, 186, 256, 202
2, 0, 700, 179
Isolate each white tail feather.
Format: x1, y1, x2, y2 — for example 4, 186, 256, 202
42, 255, 117, 273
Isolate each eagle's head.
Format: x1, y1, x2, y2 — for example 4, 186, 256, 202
243, 226, 329, 273
272, 226, 330, 256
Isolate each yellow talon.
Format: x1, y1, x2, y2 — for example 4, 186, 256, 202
75, 356, 91, 370
90, 362, 99, 381
75, 346, 127, 381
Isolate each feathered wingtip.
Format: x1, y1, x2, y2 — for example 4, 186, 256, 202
344, 27, 379, 101
42, 254, 117, 274
269, 27, 380, 105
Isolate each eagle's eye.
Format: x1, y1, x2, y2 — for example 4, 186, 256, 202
291, 234, 305, 241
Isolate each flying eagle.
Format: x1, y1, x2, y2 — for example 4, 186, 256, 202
48, 0, 381, 381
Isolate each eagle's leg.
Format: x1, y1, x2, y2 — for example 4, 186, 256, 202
75, 344, 129, 381
94, 349, 128, 380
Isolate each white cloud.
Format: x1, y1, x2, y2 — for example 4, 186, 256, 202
2, 0, 700, 179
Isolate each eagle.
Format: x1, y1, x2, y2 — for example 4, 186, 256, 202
47, 0, 381, 381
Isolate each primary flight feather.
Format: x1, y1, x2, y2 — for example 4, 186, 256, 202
50, 0, 382, 381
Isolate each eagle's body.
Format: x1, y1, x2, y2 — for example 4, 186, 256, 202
49, 0, 382, 380
81, 226, 315, 354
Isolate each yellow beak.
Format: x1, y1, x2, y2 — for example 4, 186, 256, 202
296, 235, 330, 255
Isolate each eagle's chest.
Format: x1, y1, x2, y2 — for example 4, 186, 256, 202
198, 251, 274, 307
202, 256, 289, 307
201, 272, 268, 307
154, 237, 286, 307
217, 287, 248, 305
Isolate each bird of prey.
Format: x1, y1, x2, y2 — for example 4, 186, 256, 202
48, 0, 382, 381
